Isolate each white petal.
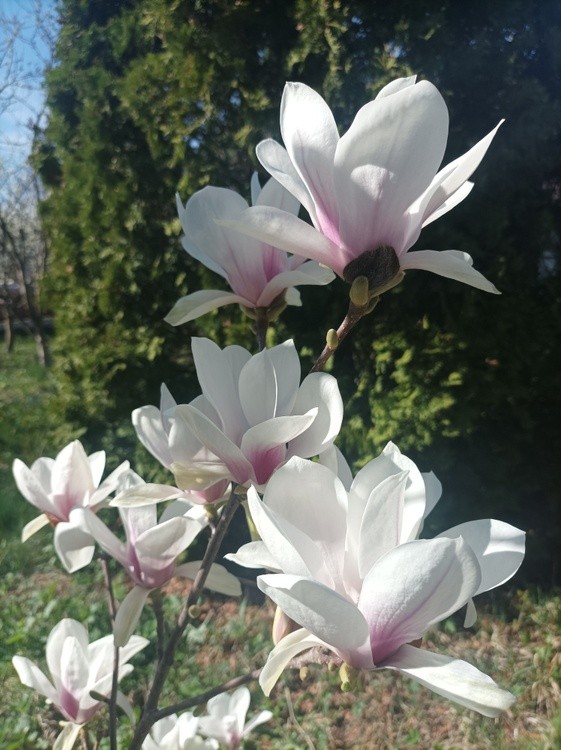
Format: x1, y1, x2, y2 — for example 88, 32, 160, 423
136, 515, 203, 561
257, 339, 301, 416
46, 619, 89, 683
255, 173, 301, 216
256, 139, 317, 221
111, 483, 185, 507
12, 656, 58, 703
238, 346, 280, 425
114, 586, 151, 647
132, 405, 173, 469
464, 598, 478, 628
279, 82, 340, 230
87, 451, 106, 488
288, 373, 343, 458
229, 686, 250, 735
383, 644, 515, 717
334, 80, 449, 255
259, 628, 331, 696
54, 522, 95, 573
53, 722, 82, 750
22, 513, 50, 541
225, 541, 281, 571
219, 206, 345, 274
375, 76, 417, 99
51, 441, 93, 503
243, 709, 273, 736
438, 519, 525, 595
175, 561, 242, 596
318, 445, 353, 490
400, 249, 500, 293
90, 460, 131, 509
258, 573, 369, 651
166, 290, 251, 326
257, 261, 334, 307
76, 508, 128, 567
12, 458, 55, 514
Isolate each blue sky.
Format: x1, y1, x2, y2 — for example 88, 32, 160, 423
0, 0, 57, 178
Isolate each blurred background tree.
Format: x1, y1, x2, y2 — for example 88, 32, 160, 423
32, 0, 561, 583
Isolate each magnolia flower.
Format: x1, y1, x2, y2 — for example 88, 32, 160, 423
166, 174, 334, 325
12, 618, 147, 750
230, 444, 525, 716
198, 687, 272, 749
12, 440, 129, 572
222, 77, 501, 295
75, 485, 241, 645
133, 338, 343, 492
143, 712, 218, 750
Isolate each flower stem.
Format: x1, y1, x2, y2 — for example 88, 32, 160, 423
99, 552, 119, 749
253, 307, 269, 351
128, 488, 241, 749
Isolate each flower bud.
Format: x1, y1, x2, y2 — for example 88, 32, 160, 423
188, 604, 202, 619
326, 329, 339, 350
349, 275, 370, 307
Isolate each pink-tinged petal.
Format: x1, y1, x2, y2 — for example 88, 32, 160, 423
219, 206, 346, 275
173, 405, 253, 486
132, 405, 174, 469
121, 504, 158, 543
53, 722, 82, 750
87, 451, 105, 488
288, 373, 343, 458
258, 573, 369, 652
177, 186, 249, 274
357, 472, 408, 578
254, 173, 301, 216
256, 139, 317, 221
241, 412, 317, 485
247, 486, 323, 578
280, 82, 340, 236
259, 628, 329, 696
257, 261, 335, 307
437, 519, 525, 596
400, 249, 500, 293
175, 561, 242, 596
382, 644, 515, 717
225, 541, 282, 571
165, 290, 250, 326
334, 81, 449, 255
421, 121, 503, 226
12, 655, 58, 704
13, 458, 55, 514
191, 338, 251, 438
114, 586, 151, 647
59, 635, 89, 698
262, 457, 347, 587
54, 522, 95, 573
22, 513, 50, 542
359, 537, 480, 664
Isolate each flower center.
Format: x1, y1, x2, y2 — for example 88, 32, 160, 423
343, 246, 401, 293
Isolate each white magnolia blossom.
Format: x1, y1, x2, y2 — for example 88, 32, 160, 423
12, 618, 148, 750
75, 483, 241, 646
166, 174, 334, 326
198, 687, 272, 749
133, 338, 343, 492
12, 440, 129, 572
221, 77, 502, 295
142, 712, 218, 750
229, 443, 525, 716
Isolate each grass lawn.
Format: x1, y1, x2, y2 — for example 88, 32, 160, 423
2, 336, 560, 748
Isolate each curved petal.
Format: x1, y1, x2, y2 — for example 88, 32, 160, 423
257, 261, 335, 307
256, 339, 301, 417
383, 644, 515, 717
243, 708, 273, 736
400, 249, 499, 293
259, 628, 329, 696
229, 687, 251, 735
12, 656, 58, 703
114, 586, 151, 647
334, 80, 449, 255
54, 521, 95, 573
279, 82, 340, 235
359, 537, 481, 663
111, 483, 185, 508
12, 458, 55, 514
165, 290, 249, 326
136, 515, 204, 561
258, 573, 369, 652
219, 206, 346, 275
238, 346, 280, 425
318, 445, 353, 490
53, 722, 82, 750
51, 441, 93, 504
375, 76, 417, 99
132, 405, 173, 469
256, 139, 317, 221
225, 540, 282, 571
46, 619, 89, 683
255, 173, 301, 216
76, 508, 128, 568
90, 461, 131, 510
22, 513, 50, 542
288, 373, 343, 458
438, 519, 525, 596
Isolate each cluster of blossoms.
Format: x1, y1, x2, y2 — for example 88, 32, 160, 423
12, 75, 525, 748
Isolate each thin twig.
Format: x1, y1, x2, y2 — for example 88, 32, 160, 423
128, 487, 241, 749
284, 687, 317, 750
155, 668, 262, 721
310, 298, 377, 373
99, 554, 120, 750
99, 553, 117, 623
253, 307, 269, 351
